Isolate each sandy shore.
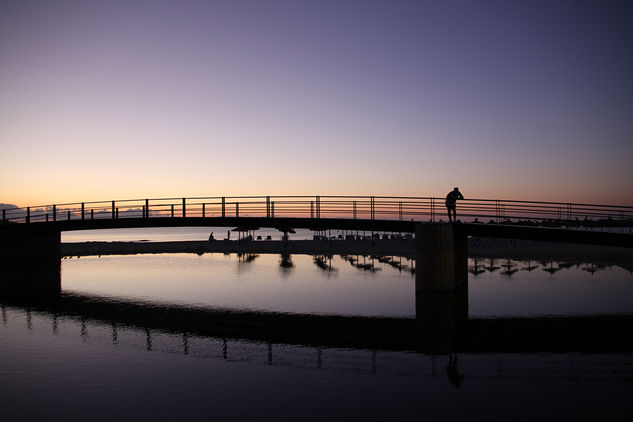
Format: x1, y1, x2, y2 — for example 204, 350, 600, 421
62, 239, 417, 258
468, 238, 633, 268
61, 237, 633, 268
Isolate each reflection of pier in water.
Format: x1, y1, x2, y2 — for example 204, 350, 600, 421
467, 257, 627, 277
2, 295, 632, 384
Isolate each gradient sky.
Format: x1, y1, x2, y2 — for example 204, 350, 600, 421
1, 0, 632, 207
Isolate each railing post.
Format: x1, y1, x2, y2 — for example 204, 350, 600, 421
46, 214, 49, 222
2, 209, 5, 223
26, 207, 30, 223
431, 198, 435, 222
266, 196, 271, 218
371, 196, 375, 220
310, 201, 314, 219
236, 202, 239, 218
202, 203, 205, 218
53, 205, 56, 222
316, 196, 320, 219
222, 197, 225, 218
399, 202, 403, 221
91, 209, 94, 220
81, 202, 85, 220
116, 208, 119, 219
112, 201, 116, 219
271, 201, 275, 218
182, 198, 186, 218
67, 210, 71, 220
171, 205, 174, 218
353, 201, 357, 219
145, 199, 149, 218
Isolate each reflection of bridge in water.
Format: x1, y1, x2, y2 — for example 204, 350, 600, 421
2, 289, 632, 355
2, 293, 632, 385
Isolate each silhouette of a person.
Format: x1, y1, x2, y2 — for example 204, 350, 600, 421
445, 187, 464, 222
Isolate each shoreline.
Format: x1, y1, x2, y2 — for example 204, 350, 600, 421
61, 238, 633, 268
62, 239, 417, 258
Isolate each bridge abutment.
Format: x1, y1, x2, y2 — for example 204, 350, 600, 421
0, 228, 61, 294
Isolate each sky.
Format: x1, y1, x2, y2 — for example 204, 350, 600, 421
1, 0, 632, 208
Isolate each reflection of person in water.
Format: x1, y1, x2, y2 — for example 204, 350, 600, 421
208, 232, 214, 241
446, 353, 465, 388
445, 187, 464, 223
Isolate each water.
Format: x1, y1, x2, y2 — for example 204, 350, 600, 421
2, 233, 633, 420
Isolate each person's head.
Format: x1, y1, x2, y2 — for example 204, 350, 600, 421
453, 187, 459, 191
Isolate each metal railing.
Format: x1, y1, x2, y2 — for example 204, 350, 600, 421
2, 195, 633, 228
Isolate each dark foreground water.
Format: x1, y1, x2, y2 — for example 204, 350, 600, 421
1, 252, 632, 421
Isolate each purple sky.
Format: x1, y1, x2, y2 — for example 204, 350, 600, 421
1, 0, 632, 206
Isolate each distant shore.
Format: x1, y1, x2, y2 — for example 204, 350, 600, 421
61, 238, 633, 268
62, 239, 417, 258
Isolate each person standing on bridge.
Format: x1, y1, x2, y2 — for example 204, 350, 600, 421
445, 187, 464, 223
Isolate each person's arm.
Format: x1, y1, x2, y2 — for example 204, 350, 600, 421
458, 192, 464, 200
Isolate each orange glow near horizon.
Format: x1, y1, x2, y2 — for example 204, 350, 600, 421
1, 2, 632, 210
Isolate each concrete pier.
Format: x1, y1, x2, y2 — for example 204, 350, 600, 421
414, 224, 469, 353
415, 223, 468, 291
416, 287, 468, 354
0, 228, 61, 294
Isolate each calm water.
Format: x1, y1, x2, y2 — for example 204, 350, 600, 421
2, 241, 633, 420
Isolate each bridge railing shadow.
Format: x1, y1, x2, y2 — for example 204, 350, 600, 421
2, 195, 633, 229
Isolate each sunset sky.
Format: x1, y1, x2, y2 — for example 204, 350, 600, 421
1, 0, 632, 208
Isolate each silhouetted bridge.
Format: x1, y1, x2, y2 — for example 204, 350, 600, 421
1, 195, 632, 291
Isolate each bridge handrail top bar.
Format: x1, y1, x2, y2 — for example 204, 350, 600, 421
2, 195, 633, 213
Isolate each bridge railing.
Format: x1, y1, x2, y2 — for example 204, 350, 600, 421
2, 196, 633, 228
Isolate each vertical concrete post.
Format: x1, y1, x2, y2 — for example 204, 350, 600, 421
414, 223, 468, 354
415, 223, 467, 291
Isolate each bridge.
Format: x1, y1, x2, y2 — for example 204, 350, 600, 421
1, 195, 632, 293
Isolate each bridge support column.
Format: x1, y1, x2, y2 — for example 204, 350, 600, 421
414, 223, 468, 354
416, 287, 467, 354
0, 228, 61, 294
415, 223, 467, 291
